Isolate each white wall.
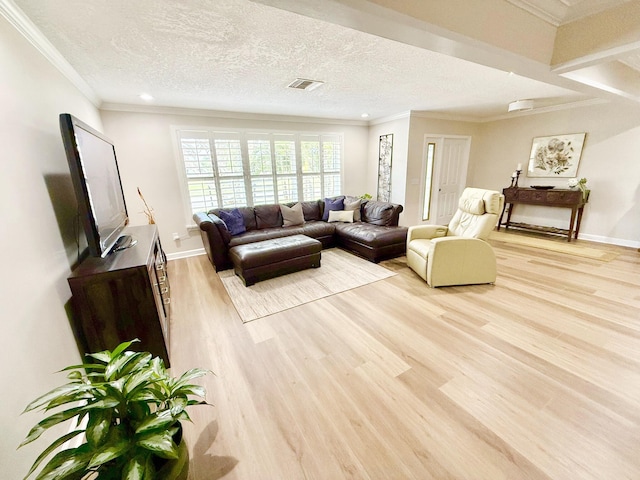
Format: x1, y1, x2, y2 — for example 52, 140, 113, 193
0, 16, 102, 477
100, 110, 370, 256
472, 102, 640, 246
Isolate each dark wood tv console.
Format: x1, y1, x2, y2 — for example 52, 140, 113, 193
67, 224, 171, 365
498, 187, 587, 242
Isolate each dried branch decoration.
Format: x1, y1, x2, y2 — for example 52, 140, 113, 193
137, 187, 156, 224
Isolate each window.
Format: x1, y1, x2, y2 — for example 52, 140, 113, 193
422, 143, 436, 220
176, 129, 342, 220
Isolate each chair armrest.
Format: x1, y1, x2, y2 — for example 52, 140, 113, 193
193, 212, 232, 271
427, 237, 497, 287
407, 225, 448, 242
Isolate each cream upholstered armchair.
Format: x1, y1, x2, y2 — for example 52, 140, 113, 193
406, 188, 504, 287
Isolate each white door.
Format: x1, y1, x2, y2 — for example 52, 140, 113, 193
422, 136, 471, 225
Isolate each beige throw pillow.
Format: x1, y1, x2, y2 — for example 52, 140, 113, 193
281, 202, 305, 226
328, 210, 354, 223
343, 196, 362, 221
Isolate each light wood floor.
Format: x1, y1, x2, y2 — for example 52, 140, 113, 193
167, 234, 640, 480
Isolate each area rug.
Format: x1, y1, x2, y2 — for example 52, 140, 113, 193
489, 230, 618, 261
218, 248, 396, 323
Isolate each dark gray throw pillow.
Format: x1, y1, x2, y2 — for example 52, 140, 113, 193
219, 208, 246, 236
322, 197, 344, 221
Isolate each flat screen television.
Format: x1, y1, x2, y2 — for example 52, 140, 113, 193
60, 113, 129, 258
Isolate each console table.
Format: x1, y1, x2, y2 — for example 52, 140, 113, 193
67, 224, 171, 365
498, 187, 587, 242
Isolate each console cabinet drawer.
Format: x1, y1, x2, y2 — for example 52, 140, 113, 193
504, 188, 582, 206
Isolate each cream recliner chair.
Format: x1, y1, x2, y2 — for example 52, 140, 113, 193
407, 188, 504, 287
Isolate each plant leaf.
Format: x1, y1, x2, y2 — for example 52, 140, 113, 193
175, 411, 191, 423
105, 352, 134, 381
135, 411, 175, 435
123, 367, 155, 398
86, 409, 112, 448
110, 339, 140, 359
136, 430, 178, 460
84, 397, 120, 411
22, 384, 91, 414
120, 352, 153, 377
122, 453, 152, 480
127, 401, 151, 424
173, 384, 206, 399
43, 390, 96, 411
86, 351, 111, 364
59, 363, 106, 373
20, 405, 87, 447
87, 437, 131, 469
172, 368, 210, 390
23, 430, 84, 479
32, 445, 93, 480
22, 395, 120, 448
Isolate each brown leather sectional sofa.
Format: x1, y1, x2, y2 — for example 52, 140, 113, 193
193, 197, 408, 272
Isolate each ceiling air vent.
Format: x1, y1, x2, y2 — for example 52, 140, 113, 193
287, 78, 324, 91
508, 99, 534, 112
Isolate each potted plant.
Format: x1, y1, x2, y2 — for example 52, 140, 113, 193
19, 339, 210, 479
568, 177, 590, 201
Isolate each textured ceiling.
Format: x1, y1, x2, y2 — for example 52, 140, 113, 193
9, 0, 625, 121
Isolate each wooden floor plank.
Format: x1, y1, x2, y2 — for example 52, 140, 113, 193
167, 236, 640, 479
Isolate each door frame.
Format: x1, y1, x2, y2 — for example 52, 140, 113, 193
420, 134, 471, 224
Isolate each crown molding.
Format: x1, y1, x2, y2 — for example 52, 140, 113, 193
99, 103, 370, 126
505, 0, 561, 27
409, 110, 484, 123
0, 0, 100, 106
368, 111, 411, 125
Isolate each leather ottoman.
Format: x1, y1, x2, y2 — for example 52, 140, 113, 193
229, 235, 322, 286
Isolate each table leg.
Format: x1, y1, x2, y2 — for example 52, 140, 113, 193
567, 207, 577, 242
498, 202, 508, 230
504, 203, 514, 230
574, 206, 584, 239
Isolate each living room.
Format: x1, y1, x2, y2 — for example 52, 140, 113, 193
2, 0, 639, 478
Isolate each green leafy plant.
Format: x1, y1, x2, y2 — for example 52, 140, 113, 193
19, 339, 210, 480
568, 177, 589, 201
359, 193, 372, 200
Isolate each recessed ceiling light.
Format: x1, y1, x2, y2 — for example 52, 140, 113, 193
361, 113, 370, 118
139, 93, 154, 101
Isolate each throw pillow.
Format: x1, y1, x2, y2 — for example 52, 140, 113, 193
218, 208, 246, 236
343, 196, 362, 221
322, 197, 344, 221
281, 202, 305, 227
328, 210, 354, 223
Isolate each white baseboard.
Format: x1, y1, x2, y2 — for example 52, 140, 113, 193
578, 234, 640, 249
166, 248, 206, 261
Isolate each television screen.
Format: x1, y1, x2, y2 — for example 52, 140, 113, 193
60, 113, 129, 257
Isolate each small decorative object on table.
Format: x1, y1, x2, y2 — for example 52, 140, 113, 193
568, 177, 589, 201
509, 163, 523, 187
19, 339, 210, 480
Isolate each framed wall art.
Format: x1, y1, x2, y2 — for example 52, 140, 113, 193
377, 134, 393, 202
527, 133, 586, 178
